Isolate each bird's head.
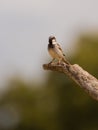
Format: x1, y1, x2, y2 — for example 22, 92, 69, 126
49, 36, 56, 44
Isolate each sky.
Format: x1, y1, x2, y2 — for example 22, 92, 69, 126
0, 0, 98, 86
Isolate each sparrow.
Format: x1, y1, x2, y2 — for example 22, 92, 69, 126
48, 36, 70, 65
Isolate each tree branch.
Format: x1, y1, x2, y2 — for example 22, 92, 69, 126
43, 63, 98, 101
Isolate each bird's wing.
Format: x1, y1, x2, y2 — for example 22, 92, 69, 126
56, 43, 65, 56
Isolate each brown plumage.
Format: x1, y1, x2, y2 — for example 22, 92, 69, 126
48, 36, 70, 65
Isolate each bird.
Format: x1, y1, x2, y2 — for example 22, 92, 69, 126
48, 36, 70, 65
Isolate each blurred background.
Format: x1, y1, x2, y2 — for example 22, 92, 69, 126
0, 0, 98, 130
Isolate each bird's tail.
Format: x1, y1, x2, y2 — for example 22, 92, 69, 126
62, 58, 70, 65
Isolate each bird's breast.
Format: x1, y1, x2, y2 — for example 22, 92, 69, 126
48, 48, 60, 59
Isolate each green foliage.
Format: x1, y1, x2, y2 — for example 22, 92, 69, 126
73, 33, 98, 77
0, 33, 98, 130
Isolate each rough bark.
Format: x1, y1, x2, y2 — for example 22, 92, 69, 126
43, 63, 98, 101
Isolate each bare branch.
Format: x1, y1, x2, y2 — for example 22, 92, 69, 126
43, 63, 98, 101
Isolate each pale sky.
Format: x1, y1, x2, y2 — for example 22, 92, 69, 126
0, 0, 98, 86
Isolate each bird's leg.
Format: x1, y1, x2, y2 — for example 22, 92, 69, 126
57, 59, 62, 65
48, 58, 55, 64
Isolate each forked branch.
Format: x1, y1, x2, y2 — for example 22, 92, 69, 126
43, 63, 98, 101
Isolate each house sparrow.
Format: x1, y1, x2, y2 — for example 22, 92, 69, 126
48, 36, 70, 65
